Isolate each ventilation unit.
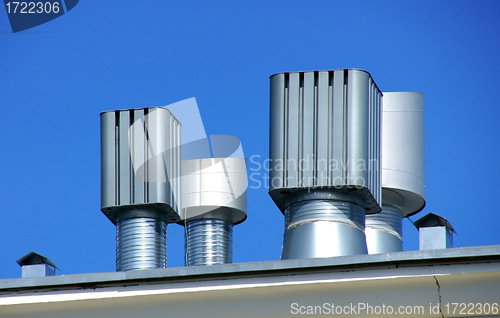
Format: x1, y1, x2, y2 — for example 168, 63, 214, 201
181, 156, 247, 266
365, 92, 425, 254
100, 107, 181, 271
414, 213, 455, 250
269, 69, 382, 259
17, 252, 58, 278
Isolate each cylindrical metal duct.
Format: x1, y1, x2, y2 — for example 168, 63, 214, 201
185, 219, 233, 266
269, 69, 383, 259
116, 217, 166, 271
365, 92, 425, 254
380, 92, 425, 214
181, 156, 247, 266
365, 204, 403, 254
100, 107, 181, 271
281, 191, 367, 259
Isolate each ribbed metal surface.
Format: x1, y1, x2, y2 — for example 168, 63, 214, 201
365, 205, 403, 239
284, 195, 365, 231
185, 219, 233, 266
269, 69, 382, 213
116, 217, 166, 271
365, 205, 403, 254
101, 107, 181, 224
281, 191, 368, 259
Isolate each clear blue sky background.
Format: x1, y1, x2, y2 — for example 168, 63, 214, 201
1, 1, 499, 279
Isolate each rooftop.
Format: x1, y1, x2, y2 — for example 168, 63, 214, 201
1, 245, 500, 318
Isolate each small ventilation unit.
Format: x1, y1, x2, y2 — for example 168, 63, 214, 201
414, 213, 455, 250
17, 252, 58, 278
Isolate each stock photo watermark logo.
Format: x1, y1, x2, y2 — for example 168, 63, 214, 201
248, 154, 377, 190
127, 99, 247, 215
3, 0, 79, 33
290, 301, 500, 316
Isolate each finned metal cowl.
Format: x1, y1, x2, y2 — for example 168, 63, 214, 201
269, 69, 382, 214
269, 69, 382, 259
100, 107, 181, 271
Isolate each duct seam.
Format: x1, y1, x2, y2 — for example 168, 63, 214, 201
287, 218, 364, 233
365, 225, 403, 241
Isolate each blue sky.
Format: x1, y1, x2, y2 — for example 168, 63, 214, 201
1, 1, 499, 279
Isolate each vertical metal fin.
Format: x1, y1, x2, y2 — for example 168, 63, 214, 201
269, 69, 382, 212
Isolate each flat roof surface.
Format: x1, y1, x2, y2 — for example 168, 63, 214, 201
2, 245, 500, 294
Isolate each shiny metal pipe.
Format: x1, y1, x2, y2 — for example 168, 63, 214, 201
185, 219, 233, 266
281, 191, 368, 259
365, 204, 403, 254
116, 217, 167, 271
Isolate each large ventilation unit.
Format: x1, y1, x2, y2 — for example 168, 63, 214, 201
181, 157, 247, 266
269, 69, 382, 259
101, 107, 181, 271
365, 92, 425, 254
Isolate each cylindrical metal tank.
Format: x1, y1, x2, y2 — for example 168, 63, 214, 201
181, 157, 247, 266
100, 107, 181, 270
365, 92, 425, 254
269, 69, 383, 259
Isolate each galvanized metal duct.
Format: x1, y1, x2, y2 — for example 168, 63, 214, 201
181, 157, 247, 266
281, 191, 367, 259
269, 69, 382, 259
365, 204, 403, 254
185, 219, 233, 266
365, 92, 425, 254
116, 217, 166, 271
100, 107, 181, 271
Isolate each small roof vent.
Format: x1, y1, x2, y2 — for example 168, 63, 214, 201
16, 252, 58, 278
414, 213, 456, 250
414, 213, 456, 233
